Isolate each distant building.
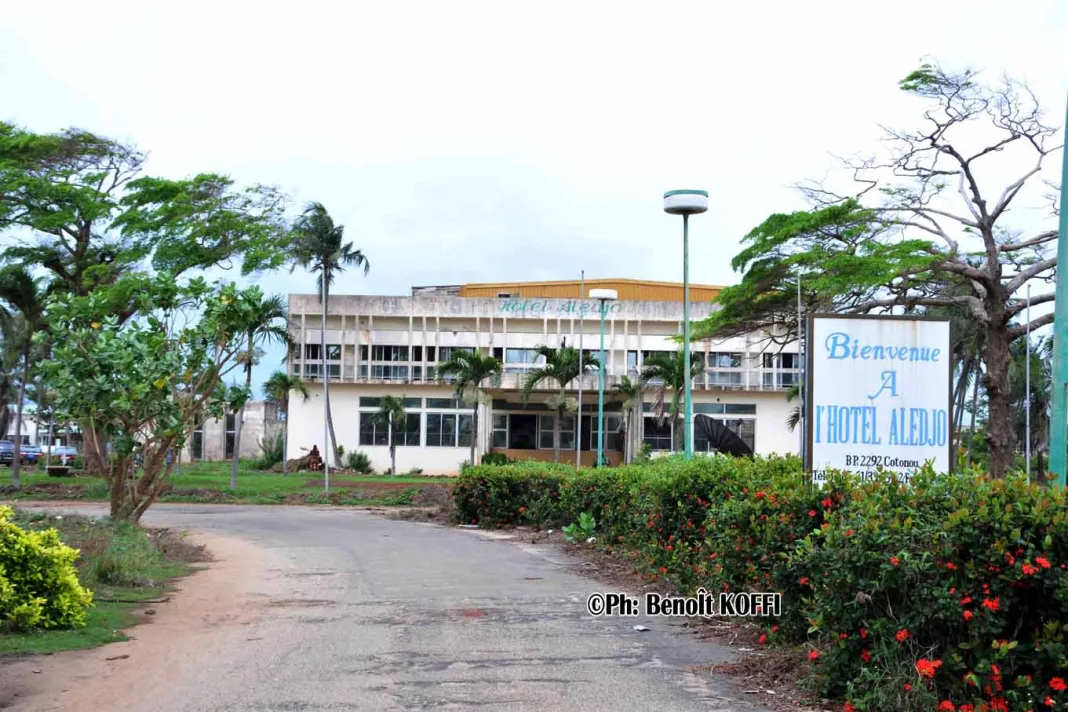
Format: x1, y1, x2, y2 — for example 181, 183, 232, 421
181, 401, 282, 462
284, 278, 800, 475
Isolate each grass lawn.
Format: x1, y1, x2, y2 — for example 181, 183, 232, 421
0, 510, 199, 655
6, 460, 453, 506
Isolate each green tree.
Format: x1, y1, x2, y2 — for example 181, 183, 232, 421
0, 123, 292, 474
640, 350, 705, 452
229, 293, 292, 489
612, 374, 643, 465
785, 382, 802, 432
0, 266, 49, 487
38, 275, 257, 521
521, 344, 598, 463
375, 395, 408, 476
436, 349, 502, 466
290, 202, 369, 468
692, 62, 1059, 478
1010, 335, 1052, 476
262, 371, 310, 475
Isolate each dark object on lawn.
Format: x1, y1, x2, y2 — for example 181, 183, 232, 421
46, 465, 72, 477
695, 415, 753, 457
307, 445, 323, 472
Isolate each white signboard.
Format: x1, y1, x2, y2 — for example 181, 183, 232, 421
806, 315, 952, 484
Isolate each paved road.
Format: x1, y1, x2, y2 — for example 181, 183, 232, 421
14, 504, 764, 712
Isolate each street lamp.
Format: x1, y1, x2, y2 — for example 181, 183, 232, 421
664, 189, 708, 460
589, 288, 617, 467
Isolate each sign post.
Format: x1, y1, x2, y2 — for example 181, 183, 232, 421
805, 315, 952, 484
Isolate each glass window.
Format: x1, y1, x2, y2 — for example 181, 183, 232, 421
425, 346, 436, 362
371, 345, 409, 362
371, 364, 409, 381
191, 421, 204, 460
412, 346, 423, 362
427, 398, 461, 409
326, 364, 340, 378
427, 413, 457, 447
305, 344, 321, 360
491, 414, 508, 449
358, 364, 368, 379
493, 347, 503, 361
642, 417, 673, 451
360, 345, 369, 361
696, 418, 756, 453
506, 348, 544, 364
326, 344, 341, 360
304, 363, 321, 378
359, 415, 388, 446
438, 347, 472, 362
709, 352, 743, 368
694, 403, 725, 414
413, 366, 422, 381
707, 371, 743, 386
589, 414, 622, 452
724, 404, 757, 415
359, 397, 382, 408
538, 415, 574, 450
225, 412, 237, 458
458, 414, 474, 447
396, 413, 421, 446
402, 398, 422, 409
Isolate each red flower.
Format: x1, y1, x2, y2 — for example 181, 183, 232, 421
904, 683, 912, 691
1046, 697, 1055, 707
988, 699, 1008, 712
808, 509, 817, 517
860, 649, 872, 662
891, 556, 901, 566
821, 498, 833, 508
959, 706, 975, 712
807, 650, 820, 661
755, 491, 766, 499
961, 595, 973, 604
846, 528, 855, 536
839, 632, 848, 640
844, 703, 856, 712
1051, 678, 1067, 691
758, 633, 767, 645
859, 627, 868, 639
1023, 562, 1039, 576
658, 566, 667, 574
800, 577, 810, 586
946, 562, 958, 570
916, 659, 943, 678
1036, 556, 1052, 569
982, 597, 1000, 612
666, 545, 674, 552
895, 628, 910, 642
938, 703, 955, 711
772, 625, 779, 632
518, 506, 526, 514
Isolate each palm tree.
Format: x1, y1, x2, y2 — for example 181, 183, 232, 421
375, 395, 407, 476
521, 343, 599, 463
436, 350, 502, 466
613, 374, 643, 464
290, 202, 369, 469
262, 371, 310, 475
0, 266, 47, 488
785, 382, 801, 432
640, 349, 705, 453
229, 293, 293, 489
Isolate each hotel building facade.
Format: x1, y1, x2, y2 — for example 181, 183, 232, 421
284, 279, 800, 475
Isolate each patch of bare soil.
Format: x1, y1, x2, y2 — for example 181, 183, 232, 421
0, 532, 264, 712
301, 478, 417, 490
380, 485, 456, 523
0, 482, 88, 499
160, 487, 234, 502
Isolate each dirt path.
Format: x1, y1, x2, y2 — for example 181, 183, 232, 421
1, 532, 264, 712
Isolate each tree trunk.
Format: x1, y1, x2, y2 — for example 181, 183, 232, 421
470, 403, 479, 466
11, 353, 30, 488
83, 424, 109, 476
983, 327, 1015, 478
323, 285, 341, 468
966, 362, 980, 467
282, 417, 289, 474
230, 333, 253, 489
389, 415, 397, 476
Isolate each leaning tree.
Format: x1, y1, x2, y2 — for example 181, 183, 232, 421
694, 62, 1061, 478
0, 123, 292, 474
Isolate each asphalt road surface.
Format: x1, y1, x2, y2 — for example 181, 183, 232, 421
8, 504, 766, 712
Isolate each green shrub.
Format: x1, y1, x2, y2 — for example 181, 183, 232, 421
480, 452, 513, 466
88, 521, 166, 587
0, 506, 93, 631
346, 451, 373, 474
252, 432, 285, 470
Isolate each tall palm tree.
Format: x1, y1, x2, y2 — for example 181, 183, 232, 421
0, 267, 48, 488
230, 293, 293, 489
290, 202, 369, 469
640, 349, 705, 453
436, 350, 502, 466
263, 371, 310, 474
521, 343, 599, 463
613, 374, 642, 464
375, 395, 407, 476
785, 382, 801, 432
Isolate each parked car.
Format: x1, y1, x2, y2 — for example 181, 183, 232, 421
22, 445, 42, 463
0, 441, 12, 465
49, 446, 79, 465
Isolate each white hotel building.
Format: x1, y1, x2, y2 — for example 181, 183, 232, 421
285, 279, 800, 475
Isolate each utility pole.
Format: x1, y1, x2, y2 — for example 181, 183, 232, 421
1048, 95, 1068, 488
576, 271, 585, 468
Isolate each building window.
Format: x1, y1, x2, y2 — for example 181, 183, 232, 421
707, 371, 743, 386
425, 346, 436, 362
225, 412, 237, 458
538, 414, 575, 450
709, 352, 743, 368
493, 347, 503, 361
427, 413, 457, 447
191, 421, 204, 460
360, 345, 369, 361
370, 364, 409, 381
305, 344, 320, 360
491, 414, 508, 449
326, 344, 341, 360
412, 346, 423, 362
371, 345, 409, 362
497, 292, 515, 298
402, 398, 423, 408
588, 415, 622, 452
458, 414, 474, 447
427, 398, 462, 409
627, 351, 638, 375
438, 347, 472, 361
642, 417, 673, 451
359, 414, 389, 446
396, 413, 421, 446
304, 363, 321, 378
695, 418, 756, 453
505, 348, 545, 364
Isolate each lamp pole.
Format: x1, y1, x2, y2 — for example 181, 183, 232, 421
576, 271, 585, 468
664, 190, 708, 460
1049, 94, 1068, 489
589, 289, 618, 467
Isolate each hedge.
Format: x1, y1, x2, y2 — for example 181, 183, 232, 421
0, 506, 93, 630
454, 457, 1068, 712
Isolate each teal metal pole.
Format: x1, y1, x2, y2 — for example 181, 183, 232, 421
1049, 95, 1068, 488
597, 300, 607, 467
683, 213, 693, 459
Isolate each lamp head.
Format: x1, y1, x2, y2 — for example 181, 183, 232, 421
663, 189, 708, 215
588, 288, 618, 301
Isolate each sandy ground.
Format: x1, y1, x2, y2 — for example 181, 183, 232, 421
1, 530, 264, 712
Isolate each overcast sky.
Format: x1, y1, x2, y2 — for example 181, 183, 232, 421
2, 0, 1065, 395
